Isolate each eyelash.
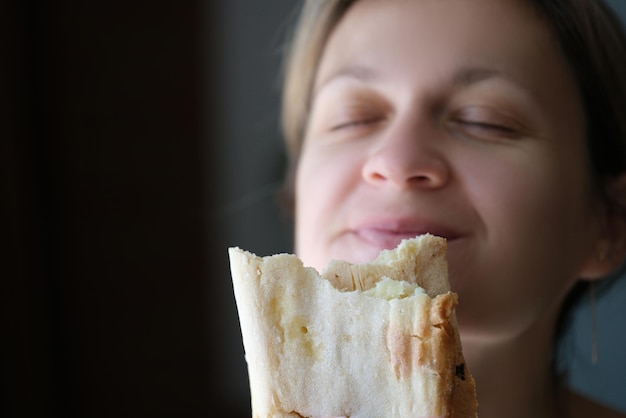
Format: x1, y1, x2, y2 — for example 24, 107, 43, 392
332, 118, 517, 140
458, 120, 515, 133
450, 104, 524, 139
324, 105, 521, 144
331, 116, 384, 131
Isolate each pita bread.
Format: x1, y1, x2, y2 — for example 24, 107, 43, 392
229, 234, 477, 417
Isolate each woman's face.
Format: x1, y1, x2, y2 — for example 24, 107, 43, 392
294, 0, 604, 340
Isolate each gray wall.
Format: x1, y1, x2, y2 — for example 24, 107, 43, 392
608, 0, 626, 22
209, 1, 296, 414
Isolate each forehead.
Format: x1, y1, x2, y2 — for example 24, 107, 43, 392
318, 0, 553, 76
313, 0, 580, 111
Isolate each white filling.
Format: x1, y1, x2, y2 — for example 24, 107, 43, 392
362, 276, 426, 300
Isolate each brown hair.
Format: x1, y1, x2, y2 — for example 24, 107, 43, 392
280, 0, 356, 159
531, 0, 626, 206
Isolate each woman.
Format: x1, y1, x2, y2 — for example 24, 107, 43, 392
278, 0, 626, 416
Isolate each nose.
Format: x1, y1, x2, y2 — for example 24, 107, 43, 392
361, 116, 449, 190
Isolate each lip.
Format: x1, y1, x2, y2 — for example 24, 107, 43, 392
348, 217, 461, 250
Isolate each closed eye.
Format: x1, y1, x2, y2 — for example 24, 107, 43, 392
448, 104, 527, 141
331, 116, 386, 131
452, 119, 523, 142
458, 120, 517, 134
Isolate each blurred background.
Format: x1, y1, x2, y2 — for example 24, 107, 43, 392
4, 1, 293, 417
3, 1, 625, 417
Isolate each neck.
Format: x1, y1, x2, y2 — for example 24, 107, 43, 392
461, 308, 564, 418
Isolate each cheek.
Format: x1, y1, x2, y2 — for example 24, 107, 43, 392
295, 148, 356, 220
452, 151, 598, 335
294, 146, 363, 264
467, 147, 597, 289
465, 144, 594, 241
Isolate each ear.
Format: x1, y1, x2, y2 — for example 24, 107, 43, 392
579, 237, 625, 280
579, 174, 626, 280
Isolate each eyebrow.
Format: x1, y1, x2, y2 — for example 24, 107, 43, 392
453, 67, 503, 86
314, 65, 508, 97
313, 65, 379, 95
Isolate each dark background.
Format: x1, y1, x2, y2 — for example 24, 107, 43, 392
4, 1, 293, 417
3, 1, 625, 417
